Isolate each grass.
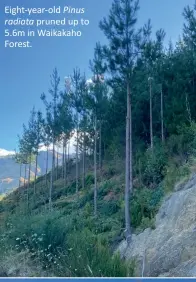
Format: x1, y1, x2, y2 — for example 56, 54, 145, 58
0, 161, 135, 277
0, 153, 194, 277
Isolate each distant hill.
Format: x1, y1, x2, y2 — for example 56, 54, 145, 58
0, 151, 63, 194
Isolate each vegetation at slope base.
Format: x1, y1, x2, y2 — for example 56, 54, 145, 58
0, 130, 195, 277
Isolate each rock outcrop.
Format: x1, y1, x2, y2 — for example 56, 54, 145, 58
118, 173, 196, 277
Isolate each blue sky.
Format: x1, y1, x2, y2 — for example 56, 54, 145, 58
0, 0, 194, 151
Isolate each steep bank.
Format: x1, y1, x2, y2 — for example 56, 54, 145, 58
119, 173, 196, 277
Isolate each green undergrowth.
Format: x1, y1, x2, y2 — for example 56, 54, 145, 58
0, 151, 195, 277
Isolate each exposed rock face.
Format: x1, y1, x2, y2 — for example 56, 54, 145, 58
118, 173, 196, 277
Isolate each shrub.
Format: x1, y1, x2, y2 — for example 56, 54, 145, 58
163, 161, 190, 193
131, 186, 164, 229
167, 122, 196, 162
99, 200, 120, 216
85, 174, 94, 189
143, 144, 167, 187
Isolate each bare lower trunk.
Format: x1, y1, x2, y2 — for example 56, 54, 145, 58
94, 115, 97, 217
56, 150, 59, 181
34, 154, 38, 194
125, 80, 131, 243
64, 138, 67, 188
129, 85, 133, 209
139, 158, 142, 187
28, 157, 31, 187
76, 128, 79, 194
149, 79, 153, 150
49, 141, 55, 211
19, 163, 22, 188
62, 143, 65, 178
67, 141, 70, 180
24, 163, 27, 187
103, 142, 106, 161
27, 154, 31, 212
45, 147, 49, 185
82, 132, 86, 190
185, 92, 192, 124
160, 84, 164, 143
99, 122, 102, 178
53, 145, 56, 177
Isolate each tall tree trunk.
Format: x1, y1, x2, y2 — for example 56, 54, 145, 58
125, 80, 132, 243
139, 158, 142, 187
19, 163, 22, 188
49, 141, 55, 211
67, 140, 70, 180
45, 146, 49, 185
99, 122, 102, 178
62, 142, 65, 179
82, 132, 86, 190
34, 154, 38, 194
94, 115, 97, 217
149, 78, 153, 150
24, 162, 27, 187
185, 92, 192, 124
28, 156, 31, 187
160, 84, 164, 143
56, 150, 59, 180
53, 144, 56, 178
76, 127, 79, 194
64, 137, 67, 188
27, 154, 31, 212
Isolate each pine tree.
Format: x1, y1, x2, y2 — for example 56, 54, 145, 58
70, 68, 82, 194
88, 43, 107, 217
41, 68, 61, 211
99, 0, 149, 242
58, 86, 73, 187
33, 110, 44, 193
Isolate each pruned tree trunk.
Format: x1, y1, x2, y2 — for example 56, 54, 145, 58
56, 149, 59, 181
139, 158, 142, 187
27, 154, 31, 212
125, 79, 132, 243
62, 142, 65, 179
185, 92, 192, 124
149, 78, 153, 150
94, 115, 97, 217
99, 122, 102, 178
125, 79, 133, 244
160, 84, 164, 143
76, 127, 79, 194
82, 132, 86, 190
28, 156, 31, 187
49, 141, 55, 211
24, 162, 27, 187
34, 153, 38, 194
64, 137, 67, 188
67, 140, 70, 180
45, 146, 49, 186
19, 163, 22, 188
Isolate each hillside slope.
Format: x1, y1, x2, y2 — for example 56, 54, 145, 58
0, 151, 58, 194
0, 157, 195, 277
0, 159, 135, 277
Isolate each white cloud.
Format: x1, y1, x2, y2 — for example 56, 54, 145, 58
86, 78, 93, 85
0, 149, 15, 157
38, 131, 76, 155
